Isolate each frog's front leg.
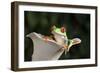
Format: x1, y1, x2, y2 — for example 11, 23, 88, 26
62, 44, 68, 55
43, 36, 53, 42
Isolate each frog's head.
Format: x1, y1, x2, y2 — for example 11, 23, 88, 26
51, 25, 67, 36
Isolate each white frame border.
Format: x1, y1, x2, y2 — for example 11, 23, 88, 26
18, 5, 96, 68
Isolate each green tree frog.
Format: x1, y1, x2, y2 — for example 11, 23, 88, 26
51, 25, 81, 54
43, 25, 81, 55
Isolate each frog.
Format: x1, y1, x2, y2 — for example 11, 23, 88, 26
43, 25, 81, 55
51, 26, 68, 47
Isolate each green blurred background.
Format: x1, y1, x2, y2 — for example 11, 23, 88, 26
24, 11, 90, 61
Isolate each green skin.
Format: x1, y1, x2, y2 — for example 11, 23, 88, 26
52, 26, 73, 54
52, 26, 67, 37
51, 25, 68, 43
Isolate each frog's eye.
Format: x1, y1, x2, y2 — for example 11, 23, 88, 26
61, 27, 66, 33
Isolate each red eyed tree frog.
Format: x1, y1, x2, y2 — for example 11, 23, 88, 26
51, 25, 81, 55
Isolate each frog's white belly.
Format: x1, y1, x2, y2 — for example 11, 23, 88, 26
54, 34, 68, 46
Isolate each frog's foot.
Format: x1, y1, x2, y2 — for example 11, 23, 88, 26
43, 36, 54, 42
63, 45, 68, 49
43, 36, 49, 42
62, 45, 68, 55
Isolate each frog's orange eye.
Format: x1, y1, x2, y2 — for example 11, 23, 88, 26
61, 27, 66, 33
